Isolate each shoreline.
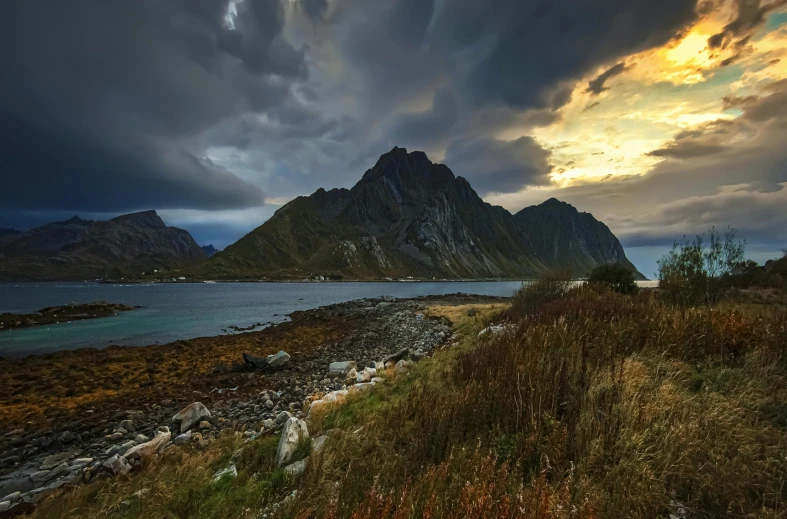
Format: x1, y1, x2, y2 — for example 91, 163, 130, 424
0, 294, 506, 499
0, 302, 137, 332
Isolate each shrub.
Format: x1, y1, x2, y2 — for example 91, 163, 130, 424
587, 263, 639, 294
509, 268, 573, 318
658, 227, 745, 306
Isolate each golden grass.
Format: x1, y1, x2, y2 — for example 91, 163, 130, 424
26, 288, 787, 518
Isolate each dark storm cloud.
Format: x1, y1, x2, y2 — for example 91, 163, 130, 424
423, 0, 698, 110
444, 137, 553, 195
385, 87, 459, 150
708, 0, 786, 48
586, 63, 629, 95
300, 0, 329, 19
0, 0, 310, 214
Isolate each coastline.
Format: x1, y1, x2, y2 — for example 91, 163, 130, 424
0, 294, 506, 507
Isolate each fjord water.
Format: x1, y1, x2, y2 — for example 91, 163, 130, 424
0, 281, 525, 357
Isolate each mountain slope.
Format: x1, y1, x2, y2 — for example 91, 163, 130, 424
0, 211, 205, 281
199, 147, 638, 280
513, 198, 644, 278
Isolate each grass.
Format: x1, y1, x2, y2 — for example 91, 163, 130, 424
30, 291, 787, 518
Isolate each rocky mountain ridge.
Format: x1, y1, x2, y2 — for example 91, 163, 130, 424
200, 147, 642, 279
0, 211, 205, 281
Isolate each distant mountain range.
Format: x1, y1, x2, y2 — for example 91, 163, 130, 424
0, 211, 205, 281
196, 147, 643, 280
201, 245, 218, 258
0, 148, 643, 281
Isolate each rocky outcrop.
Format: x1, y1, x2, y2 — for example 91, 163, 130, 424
513, 198, 644, 278
172, 403, 211, 433
0, 210, 205, 281
199, 148, 637, 280
0, 302, 136, 331
276, 418, 309, 467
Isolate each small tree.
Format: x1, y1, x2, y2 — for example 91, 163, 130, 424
657, 227, 745, 306
587, 263, 639, 294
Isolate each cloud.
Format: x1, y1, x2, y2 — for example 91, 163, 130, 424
708, 0, 787, 49
586, 63, 629, 95
0, 0, 313, 213
444, 137, 553, 195
489, 78, 787, 254
425, 0, 699, 109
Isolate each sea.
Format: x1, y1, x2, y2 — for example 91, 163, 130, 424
0, 281, 526, 357
0, 280, 659, 358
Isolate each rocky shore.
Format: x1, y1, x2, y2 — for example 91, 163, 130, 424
0, 302, 136, 331
0, 294, 503, 516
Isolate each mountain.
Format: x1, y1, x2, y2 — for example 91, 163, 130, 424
198, 147, 639, 280
514, 198, 644, 279
0, 228, 20, 238
201, 245, 218, 258
0, 211, 205, 281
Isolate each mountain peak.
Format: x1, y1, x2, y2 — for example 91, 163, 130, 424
111, 210, 166, 229
541, 198, 574, 210
359, 147, 454, 189
61, 215, 89, 225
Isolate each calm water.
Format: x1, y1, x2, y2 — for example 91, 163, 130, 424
0, 281, 525, 357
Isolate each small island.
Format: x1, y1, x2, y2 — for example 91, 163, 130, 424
0, 301, 136, 331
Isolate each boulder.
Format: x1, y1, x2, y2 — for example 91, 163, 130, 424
266, 351, 290, 369
173, 431, 192, 445
276, 418, 309, 467
308, 390, 348, 415
394, 360, 414, 375
357, 367, 376, 383
478, 324, 506, 338
102, 455, 131, 477
349, 382, 375, 394
311, 435, 328, 455
119, 419, 136, 432
243, 353, 268, 370
123, 429, 171, 462
345, 368, 358, 385
173, 402, 211, 433
212, 463, 237, 483
327, 361, 356, 378
283, 457, 308, 477
383, 348, 410, 365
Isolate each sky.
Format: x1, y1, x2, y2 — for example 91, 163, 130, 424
1, 0, 786, 278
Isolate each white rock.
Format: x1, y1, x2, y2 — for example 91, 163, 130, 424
123, 429, 171, 462
478, 324, 507, 338
173, 402, 211, 433
102, 454, 131, 477
394, 360, 414, 375
349, 382, 375, 394
212, 463, 237, 483
311, 435, 328, 455
173, 431, 193, 445
1, 492, 20, 504
357, 367, 376, 383
0, 501, 10, 513
283, 457, 308, 477
276, 418, 309, 467
266, 351, 291, 369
